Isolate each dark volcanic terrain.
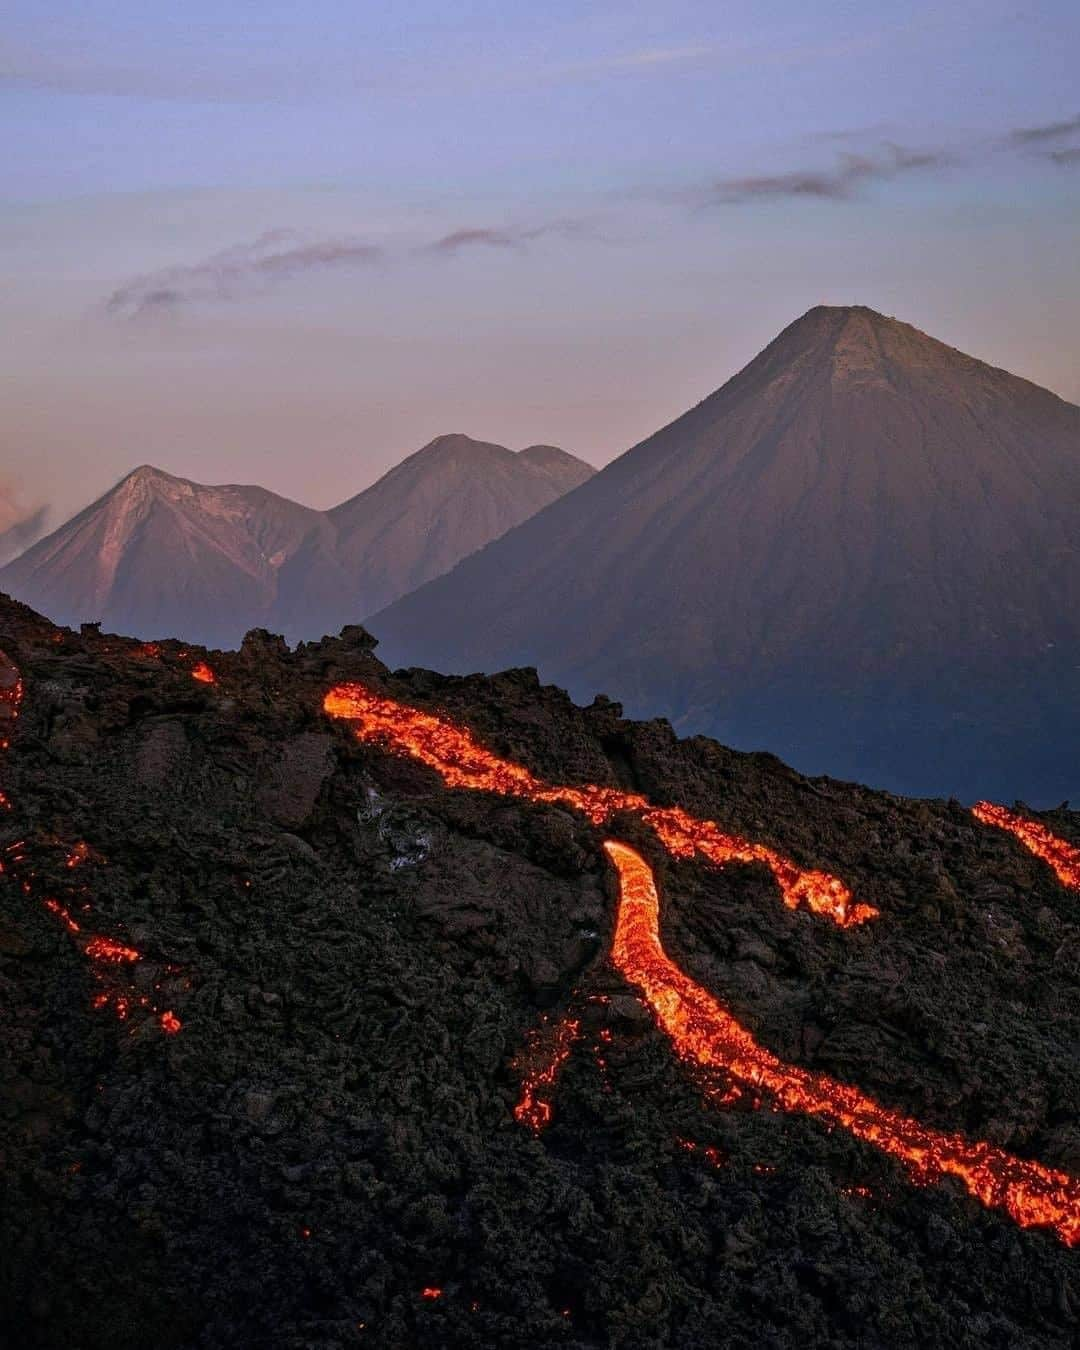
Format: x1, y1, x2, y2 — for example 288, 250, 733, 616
3, 592, 1080, 1349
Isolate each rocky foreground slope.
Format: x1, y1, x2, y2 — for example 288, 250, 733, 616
2, 592, 1080, 1348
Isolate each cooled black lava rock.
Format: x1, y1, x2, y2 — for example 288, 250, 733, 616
1, 593, 1079, 1349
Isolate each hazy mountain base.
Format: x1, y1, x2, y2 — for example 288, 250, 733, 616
2, 598, 1080, 1348
607, 658, 1080, 806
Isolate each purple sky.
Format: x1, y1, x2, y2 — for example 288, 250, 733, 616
2, 0, 1078, 538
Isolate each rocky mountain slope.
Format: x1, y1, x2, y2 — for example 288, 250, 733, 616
2, 592, 1080, 1349
0, 437, 593, 649
370, 306, 1080, 804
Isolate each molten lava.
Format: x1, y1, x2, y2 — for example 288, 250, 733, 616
323, 684, 875, 927
84, 935, 141, 964
973, 802, 1080, 891
604, 839, 1080, 1246
191, 661, 216, 685
512, 1013, 582, 1132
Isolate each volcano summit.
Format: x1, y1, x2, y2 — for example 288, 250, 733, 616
371, 306, 1080, 803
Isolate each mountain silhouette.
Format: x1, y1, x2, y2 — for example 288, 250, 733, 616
370, 306, 1080, 803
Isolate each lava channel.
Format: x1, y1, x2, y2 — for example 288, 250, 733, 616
604, 838, 1080, 1246
972, 802, 1080, 891
324, 684, 876, 927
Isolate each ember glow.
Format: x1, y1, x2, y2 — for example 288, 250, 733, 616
973, 802, 1080, 891
604, 839, 1080, 1246
84, 935, 141, 964
512, 1013, 582, 1132
323, 684, 874, 927
191, 661, 216, 685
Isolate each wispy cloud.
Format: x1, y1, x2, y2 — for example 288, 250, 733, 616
1048, 147, 1080, 166
101, 218, 600, 320
1010, 114, 1080, 144
104, 231, 384, 320
423, 219, 596, 255
689, 143, 950, 206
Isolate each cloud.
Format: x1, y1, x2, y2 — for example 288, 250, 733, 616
423, 219, 596, 255
1047, 147, 1080, 166
104, 231, 384, 320
0, 492, 48, 566
693, 144, 950, 206
1010, 114, 1080, 144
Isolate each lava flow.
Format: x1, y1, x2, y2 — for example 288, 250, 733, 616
325, 680, 1080, 1245
973, 801, 1080, 891
0, 646, 182, 1036
324, 684, 876, 927
605, 839, 1080, 1246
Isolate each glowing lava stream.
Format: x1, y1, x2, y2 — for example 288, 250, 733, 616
605, 839, 1080, 1246
323, 685, 876, 928
972, 802, 1080, 891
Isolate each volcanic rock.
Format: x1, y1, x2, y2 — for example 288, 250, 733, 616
1, 593, 1080, 1348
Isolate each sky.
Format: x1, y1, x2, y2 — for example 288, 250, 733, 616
2, 0, 1079, 540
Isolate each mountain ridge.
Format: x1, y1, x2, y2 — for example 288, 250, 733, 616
0, 435, 594, 648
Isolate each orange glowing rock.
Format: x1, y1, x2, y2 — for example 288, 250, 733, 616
191, 661, 216, 685
604, 839, 1080, 1247
159, 1010, 182, 1035
972, 801, 1080, 891
66, 841, 95, 869
84, 935, 141, 964
512, 1013, 582, 1132
420, 1287, 443, 1301
44, 897, 81, 934
324, 684, 874, 928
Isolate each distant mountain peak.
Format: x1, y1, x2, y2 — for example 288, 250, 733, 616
0, 433, 594, 649
518, 444, 594, 473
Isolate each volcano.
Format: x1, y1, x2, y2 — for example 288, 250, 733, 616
370, 306, 1080, 803
0, 465, 345, 649
3, 593, 1080, 1348
322, 434, 594, 623
0, 437, 593, 650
